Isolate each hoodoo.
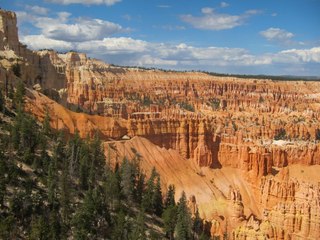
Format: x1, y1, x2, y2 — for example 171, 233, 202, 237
1, 8, 320, 239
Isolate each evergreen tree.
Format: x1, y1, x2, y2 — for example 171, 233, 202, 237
68, 130, 81, 178
43, 107, 51, 136
0, 88, 4, 113
142, 167, 157, 212
162, 184, 177, 239
79, 138, 90, 191
151, 175, 163, 216
104, 170, 121, 211
175, 191, 192, 240
72, 190, 95, 239
47, 156, 58, 208
48, 209, 61, 240
193, 209, 203, 238
164, 184, 176, 208
88, 133, 104, 189
29, 215, 49, 240
0, 150, 7, 207
135, 171, 145, 204
120, 157, 135, 202
60, 156, 71, 231
129, 208, 146, 240
112, 210, 128, 240
13, 80, 25, 108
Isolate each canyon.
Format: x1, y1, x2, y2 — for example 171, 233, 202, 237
1, 9, 320, 239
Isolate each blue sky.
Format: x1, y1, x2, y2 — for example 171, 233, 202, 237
2, 0, 320, 76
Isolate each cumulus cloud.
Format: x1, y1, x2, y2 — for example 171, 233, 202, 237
46, 0, 121, 6
260, 27, 294, 43
20, 32, 320, 75
181, 8, 259, 30
21, 35, 74, 51
40, 18, 124, 42
279, 47, 320, 63
17, 11, 125, 42
77, 37, 148, 54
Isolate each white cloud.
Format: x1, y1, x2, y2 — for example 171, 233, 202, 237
260, 28, 294, 42
40, 18, 124, 42
21, 35, 74, 51
46, 0, 121, 6
220, 2, 229, 8
181, 8, 259, 30
17, 11, 125, 42
20, 33, 320, 75
25, 5, 49, 15
77, 37, 149, 54
279, 47, 320, 63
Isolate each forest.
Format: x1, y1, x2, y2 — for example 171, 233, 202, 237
0, 82, 212, 239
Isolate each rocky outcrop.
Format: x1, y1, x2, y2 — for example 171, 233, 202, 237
2, 9, 320, 239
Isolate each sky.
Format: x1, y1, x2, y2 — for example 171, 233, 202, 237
1, 0, 320, 76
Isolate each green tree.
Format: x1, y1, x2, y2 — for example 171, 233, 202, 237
151, 175, 163, 216
120, 157, 135, 202
112, 210, 128, 240
29, 215, 49, 240
162, 205, 177, 240
43, 108, 51, 136
48, 209, 61, 240
0, 150, 7, 207
88, 133, 105, 189
13, 80, 25, 108
104, 170, 121, 211
60, 156, 71, 230
67, 130, 81, 178
11, 63, 21, 78
72, 190, 96, 239
142, 167, 157, 212
175, 191, 192, 240
164, 184, 176, 208
129, 208, 146, 240
0, 88, 4, 113
79, 139, 90, 191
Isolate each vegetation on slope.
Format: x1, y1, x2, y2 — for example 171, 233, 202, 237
0, 84, 211, 239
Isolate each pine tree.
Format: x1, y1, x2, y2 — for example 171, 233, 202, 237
29, 215, 49, 240
193, 209, 203, 238
0, 88, 4, 113
129, 208, 146, 240
60, 156, 71, 230
0, 150, 7, 207
151, 175, 163, 216
142, 167, 157, 212
162, 205, 177, 240
104, 170, 121, 211
48, 209, 61, 240
120, 157, 135, 202
164, 184, 176, 208
13, 80, 25, 108
175, 191, 192, 240
79, 139, 90, 190
68, 130, 81, 178
162, 184, 177, 239
47, 156, 58, 208
72, 190, 95, 239
112, 210, 128, 240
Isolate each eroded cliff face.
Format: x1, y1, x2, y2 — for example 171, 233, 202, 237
2, 9, 320, 239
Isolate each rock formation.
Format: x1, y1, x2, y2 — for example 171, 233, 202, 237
1, 9, 320, 239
